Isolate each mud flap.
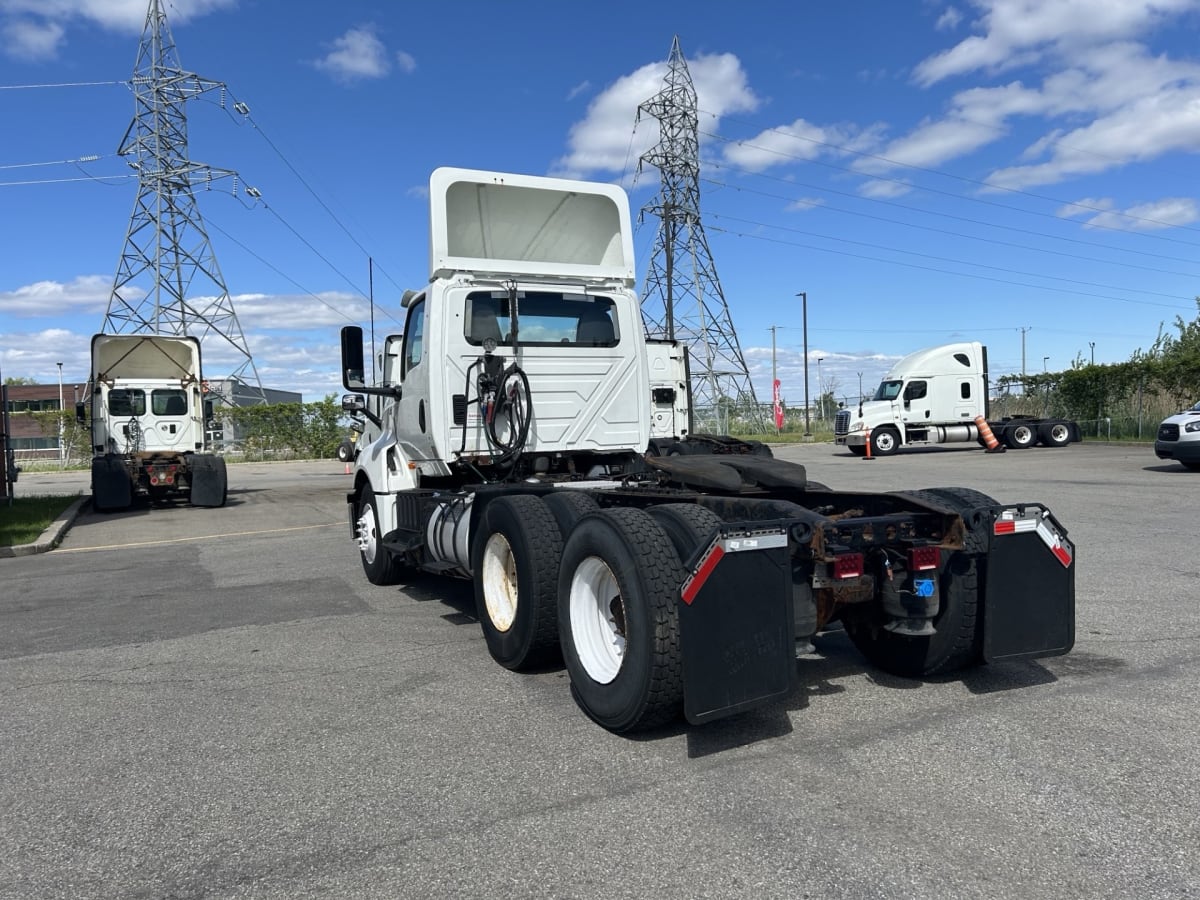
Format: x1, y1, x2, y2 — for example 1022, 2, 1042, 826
678, 527, 795, 724
983, 504, 1075, 662
189, 454, 228, 507
91, 454, 132, 512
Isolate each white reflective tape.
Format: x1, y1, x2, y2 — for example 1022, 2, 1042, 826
721, 532, 788, 553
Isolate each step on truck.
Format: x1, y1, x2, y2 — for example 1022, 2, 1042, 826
340, 168, 1076, 732
834, 341, 1082, 456
83, 333, 228, 512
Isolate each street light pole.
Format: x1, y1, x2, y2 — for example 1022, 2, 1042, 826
769, 325, 779, 435
56, 362, 64, 468
1043, 356, 1050, 373
816, 357, 824, 423
798, 292, 810, 438
1089, 341, 1095, 366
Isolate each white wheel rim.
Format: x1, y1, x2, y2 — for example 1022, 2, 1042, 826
569, 556, 625, 684
877, 433, 895, 451
481, 532, 518, 632
356, 506, 377, 564
1051, 424, 1067, 442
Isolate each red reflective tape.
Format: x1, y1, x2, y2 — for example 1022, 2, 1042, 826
994, 520, 1016, 535
1052, 544, 1073, 568
681, 543, 725, 606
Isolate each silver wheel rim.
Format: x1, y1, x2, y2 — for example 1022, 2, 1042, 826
569, 556, 625, 684
876, 431, 896, 452
1050, 424, 1068, 443
356, 504, 377, 564
1016, 426, 1034, 445
481, 532, 518, 632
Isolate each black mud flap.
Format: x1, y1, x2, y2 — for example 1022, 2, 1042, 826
678, 527, 796, 724
189, 454, 228, 507
982, 504, 1075, 662
91, 454, 132, 512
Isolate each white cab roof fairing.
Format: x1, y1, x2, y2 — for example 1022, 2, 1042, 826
428, 168, 636, 285
882, 341, 984, 380
91, 333, 202, 383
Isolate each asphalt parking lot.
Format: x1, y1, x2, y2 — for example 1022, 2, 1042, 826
1, 445, 1197, 899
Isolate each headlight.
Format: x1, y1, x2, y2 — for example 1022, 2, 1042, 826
849, 422, 866, 433
1185, 420, 1200, 433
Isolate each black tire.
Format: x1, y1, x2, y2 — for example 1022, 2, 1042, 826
646, 503, 723, 563
356, 484, 405, 586
1003, 422, 1036, 449
870, 427, 900, 456
805, 480, 831, 492
1037, 421, 1071, 447
745, 440, 773, 457
472, 495, 563, 670
558, 508, 686, 732
847, 445, 866, 457
541, 490, 600, 540
336, 441, 354, 462
844, 486, 995, 677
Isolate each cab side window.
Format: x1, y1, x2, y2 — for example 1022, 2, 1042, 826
904, 381, 927, 401
404, 300, 425, 376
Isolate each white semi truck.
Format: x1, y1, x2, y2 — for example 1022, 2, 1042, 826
834, 341, 1081, 456
339, 168, 1076, 732
83, 333, 228, 511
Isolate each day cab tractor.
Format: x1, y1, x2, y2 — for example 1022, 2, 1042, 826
339, 167, 1076, 732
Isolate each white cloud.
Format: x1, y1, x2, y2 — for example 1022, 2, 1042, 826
566, 80, 591, 101
935, 6, 963, 30
552, 51, 760, 180
0, 275, 114, 317
0, 0, 236, 58
395, 49, 416, 74
1063, 196, 1199, 231
785, 197, 825, 212
314, 25, 391, 83
914, 0, 1198, 86
1, 17, 64, 60
858, 179, 915, 199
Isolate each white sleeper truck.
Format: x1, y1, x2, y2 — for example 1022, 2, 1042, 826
835, 341, 1081, 456
341, 168, 1076, 732
84, 333, 228, 512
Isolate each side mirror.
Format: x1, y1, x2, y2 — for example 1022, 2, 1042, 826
341, 326, 366, 389
341, 393, 366, 413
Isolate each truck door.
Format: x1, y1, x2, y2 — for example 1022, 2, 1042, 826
392, 297, 439, 461
900, 380, 932, 428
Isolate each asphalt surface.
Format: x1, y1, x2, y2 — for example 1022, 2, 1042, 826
1, 446, 1197, 899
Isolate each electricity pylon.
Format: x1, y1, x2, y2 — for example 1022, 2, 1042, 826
637, 35, 763, 434
103, 0, 265, 401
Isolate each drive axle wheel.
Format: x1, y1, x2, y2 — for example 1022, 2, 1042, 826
473, 495, 563, 670
1004, 422, 1037, 449
558, 508, 685, 732
1038, 422, 1071, 447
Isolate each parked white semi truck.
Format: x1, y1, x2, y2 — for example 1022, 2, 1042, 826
834, 341, 1081, 456
340, 168, 1076, 732
83, 333, 228, 511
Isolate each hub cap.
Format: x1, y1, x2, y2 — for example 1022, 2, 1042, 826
569, 556, 625, 684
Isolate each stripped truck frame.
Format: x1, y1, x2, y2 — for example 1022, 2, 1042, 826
339, 168, 1075, 732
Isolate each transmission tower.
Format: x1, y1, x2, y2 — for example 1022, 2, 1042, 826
636, 35, 763, 433
103, 0, 265, 402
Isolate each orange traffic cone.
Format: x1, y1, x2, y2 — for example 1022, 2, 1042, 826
863, 429, 874, 461
344, 460, 352, 475
975, 415, 1005, 453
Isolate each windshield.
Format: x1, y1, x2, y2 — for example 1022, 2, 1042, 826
873, 380, 903, 402
464, 291, 620, 347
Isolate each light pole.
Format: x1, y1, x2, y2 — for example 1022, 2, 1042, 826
1043, 356, 1049, 373
797, 291, 810, 438
816, 357, 824, 423
769, 325, 779, 434
1089, 341, 1095, 366
56, 362, 64, 467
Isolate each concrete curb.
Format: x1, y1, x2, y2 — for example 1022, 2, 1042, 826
0, 495, 88, 559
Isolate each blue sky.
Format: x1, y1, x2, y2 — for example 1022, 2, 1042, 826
4, 0, 1200, 407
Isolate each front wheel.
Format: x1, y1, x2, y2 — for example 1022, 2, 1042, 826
870, 428, 900, 456
355, 484, 405, 585
558, 508, 686, 732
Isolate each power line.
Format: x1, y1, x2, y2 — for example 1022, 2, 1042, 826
0, 173, 136, 187
0, 80, 125, 90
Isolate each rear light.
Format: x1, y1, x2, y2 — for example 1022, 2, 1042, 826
907, 545, 941, 571
832, 553, 864, 579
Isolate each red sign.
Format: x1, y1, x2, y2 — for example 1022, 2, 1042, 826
772, 379, 783, 430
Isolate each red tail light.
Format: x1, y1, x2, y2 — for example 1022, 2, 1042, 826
833, 553, 864, 579
908, 545, 940, 571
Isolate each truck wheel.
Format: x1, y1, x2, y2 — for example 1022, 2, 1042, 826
336, 440, 354, 462
541, 490, 599, 540
356, 484, 405, 586
473, 495, 563, 670
847, 445, 866, 457
646, 503, 722, 563
870, 427, 900, 456
1037, 422, 1071, 447
844, 486, 994, 677
558, 508, 686, 732
1003, 422, 1036, 449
